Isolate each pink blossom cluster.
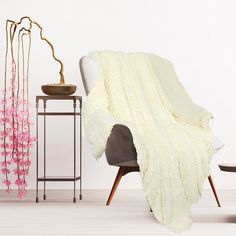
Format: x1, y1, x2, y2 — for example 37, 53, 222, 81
0, 78, 36, 198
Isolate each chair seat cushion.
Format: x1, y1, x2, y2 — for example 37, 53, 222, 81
105, 125, 137, 166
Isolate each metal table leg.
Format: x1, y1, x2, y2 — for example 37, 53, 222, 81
36, 101, 39, 203
43, 99, 46, 200
73, 99, 77, 203
79, 100, 82, 200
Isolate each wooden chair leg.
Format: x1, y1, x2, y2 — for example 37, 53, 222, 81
106, 167, 126, 205
208, 175, 221, 207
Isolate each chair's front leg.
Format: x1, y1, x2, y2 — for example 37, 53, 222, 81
106, 167, 126, 205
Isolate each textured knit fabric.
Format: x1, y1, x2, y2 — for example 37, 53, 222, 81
83, 51, 214, 232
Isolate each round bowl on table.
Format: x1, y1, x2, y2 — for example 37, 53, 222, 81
41, 84, 77, 96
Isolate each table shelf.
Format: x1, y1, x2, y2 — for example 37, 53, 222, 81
38, 176, 81, 182
38, 112, 81, 116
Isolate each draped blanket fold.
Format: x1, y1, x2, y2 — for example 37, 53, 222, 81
83, 51, 214, 232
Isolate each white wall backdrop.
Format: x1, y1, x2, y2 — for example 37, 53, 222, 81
0, 0, 235, 190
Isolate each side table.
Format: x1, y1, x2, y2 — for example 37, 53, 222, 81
35, 95, 82, 203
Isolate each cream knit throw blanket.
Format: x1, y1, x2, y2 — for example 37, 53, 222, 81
83, 51, 214, 232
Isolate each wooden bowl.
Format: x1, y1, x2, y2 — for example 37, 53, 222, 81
41, 84, 77, 95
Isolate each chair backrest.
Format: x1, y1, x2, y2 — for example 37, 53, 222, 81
79, 56, 138, 167
79, 56, 99, 95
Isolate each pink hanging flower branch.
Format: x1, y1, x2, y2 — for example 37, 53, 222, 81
0, 19, 36, 198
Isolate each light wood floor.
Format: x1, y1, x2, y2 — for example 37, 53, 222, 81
0, 189, 236, 236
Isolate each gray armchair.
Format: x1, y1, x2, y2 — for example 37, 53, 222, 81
79, 56, 221, 207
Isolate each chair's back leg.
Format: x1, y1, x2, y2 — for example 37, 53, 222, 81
208, 175, 221, 207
